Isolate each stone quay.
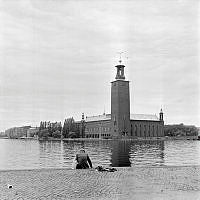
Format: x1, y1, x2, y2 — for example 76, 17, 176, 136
0, 166, 200, 200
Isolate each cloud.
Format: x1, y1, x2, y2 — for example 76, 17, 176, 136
0, 0, 199, 131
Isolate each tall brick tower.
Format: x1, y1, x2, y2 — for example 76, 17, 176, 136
111, 61, 131, 138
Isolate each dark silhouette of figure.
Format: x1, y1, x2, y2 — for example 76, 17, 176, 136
76, 149, 92, 169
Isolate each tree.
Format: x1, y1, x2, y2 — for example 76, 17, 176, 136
45, 121, 62, 138
62, 117, 80, 138
164, 124, 198, 137
38, 129, 49, 139
52, 130, 61, 138
68, 131, 77, 138
39, 121, 45, 131
62, 119, 68, 138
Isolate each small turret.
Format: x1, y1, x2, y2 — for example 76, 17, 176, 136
159, 109, 163, 121
80, 113, 85, 138
81, 113, 85, 121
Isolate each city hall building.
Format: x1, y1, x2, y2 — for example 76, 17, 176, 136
80, 62, 164, 139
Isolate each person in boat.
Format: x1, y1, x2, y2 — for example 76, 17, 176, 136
75, 149, 93, 169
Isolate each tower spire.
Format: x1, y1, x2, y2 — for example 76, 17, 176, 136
117, 51, 124, 64
115, 51, 126, 80
159, 108, 163, 121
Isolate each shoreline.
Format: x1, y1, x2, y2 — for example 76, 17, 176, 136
1, 164, 200, 172
1, 166, 200, 200
0, 136, 198, 141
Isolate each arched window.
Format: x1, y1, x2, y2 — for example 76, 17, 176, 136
135, 125, 137, 136
152, 125, 154, 137
156, 126, 158, 136
131, 124, 133, 136
148, 125, 150, 137
114, 115, 117, 125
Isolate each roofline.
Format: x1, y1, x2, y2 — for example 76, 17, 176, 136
111, 80, 129, 83
85, 119, 111, 123
83, 119, 161, 123
130, 119, 161, 122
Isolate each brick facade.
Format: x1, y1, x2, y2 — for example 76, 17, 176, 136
81, 63, 164, 139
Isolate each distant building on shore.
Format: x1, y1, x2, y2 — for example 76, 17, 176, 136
78, 62, 164, 139
27, 127, 39, 137
197, 127, 200, 139
0, 132, 6, 137
5, 126, 38, 139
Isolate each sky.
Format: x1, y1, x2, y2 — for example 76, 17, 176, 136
0, 0, 199, 132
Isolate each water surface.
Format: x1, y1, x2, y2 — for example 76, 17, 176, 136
0, 139, 200, 170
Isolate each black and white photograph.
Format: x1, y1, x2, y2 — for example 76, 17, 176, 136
0, 0, 199, 199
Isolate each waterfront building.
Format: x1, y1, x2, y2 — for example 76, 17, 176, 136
27, 127, 39, 137
80, 62, 164, 139
5, 126, 31, 139
0, 132, 6, 137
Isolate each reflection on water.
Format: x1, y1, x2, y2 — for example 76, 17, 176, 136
129, 140, 164, 167
110, 140, 165, 167
111, 140, 131, 167
0, 139, 200, 170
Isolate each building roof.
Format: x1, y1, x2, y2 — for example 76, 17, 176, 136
85, 113, 159, 122
130, 114, 159, 121
85, 114, 111, 122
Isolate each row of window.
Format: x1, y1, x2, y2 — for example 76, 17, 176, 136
131, 124, 161, 137
86, 127, 111, 132
86, 134, 111, 138
85, 124, 163, 137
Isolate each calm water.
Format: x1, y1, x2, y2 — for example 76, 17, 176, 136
0, 139, 200, 170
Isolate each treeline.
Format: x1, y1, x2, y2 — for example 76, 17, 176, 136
38, 117, 81, 139
0, 132, 7, 137
164, 124, 198, 137
62, 118, 80, 138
